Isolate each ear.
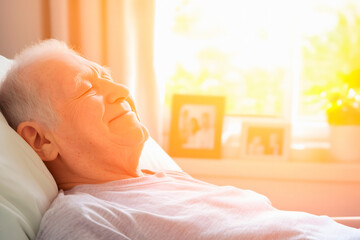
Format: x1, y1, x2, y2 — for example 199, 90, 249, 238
17, 121, 59, 161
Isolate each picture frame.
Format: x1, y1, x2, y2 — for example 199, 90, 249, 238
240, 121, 290, 161
169, 94, 225, 159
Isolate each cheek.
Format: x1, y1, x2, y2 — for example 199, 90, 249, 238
56, 97, 107, 142
70, 96, 106, 129
82, 95, 105, 116
52, 119, 107, 166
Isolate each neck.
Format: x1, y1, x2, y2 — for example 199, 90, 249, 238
57, 173, 141, 190
45, 157, 143, 191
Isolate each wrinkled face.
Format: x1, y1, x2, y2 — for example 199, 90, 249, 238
38, 53, 148, 179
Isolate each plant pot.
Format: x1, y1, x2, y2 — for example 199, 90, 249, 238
330, 125, 360, 163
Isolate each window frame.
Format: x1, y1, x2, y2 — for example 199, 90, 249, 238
154, 0, 360, 144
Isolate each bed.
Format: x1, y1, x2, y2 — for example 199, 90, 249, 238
0, 55, 359, 239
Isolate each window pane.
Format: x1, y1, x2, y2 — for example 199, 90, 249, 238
155, 0, 293, 117
300, 0, 360, 120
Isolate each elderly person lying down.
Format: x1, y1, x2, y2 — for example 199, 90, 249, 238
0, 40, 359, 240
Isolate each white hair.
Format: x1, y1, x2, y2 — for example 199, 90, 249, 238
0, 39, 80, 130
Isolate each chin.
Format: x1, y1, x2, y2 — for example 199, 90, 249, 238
124, 124, 149, 148
109, 115, 149, 146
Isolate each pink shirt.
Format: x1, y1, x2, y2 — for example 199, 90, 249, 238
37, 170, 360, 239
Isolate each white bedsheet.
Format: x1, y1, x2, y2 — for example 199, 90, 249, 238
37, 170, 360, 240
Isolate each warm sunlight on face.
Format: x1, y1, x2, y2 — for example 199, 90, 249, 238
38, 53, 149, 184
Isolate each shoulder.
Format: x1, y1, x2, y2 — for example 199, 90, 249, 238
36, 191, 89, 239
36, 190, 129, 240
42, 190, 95, 218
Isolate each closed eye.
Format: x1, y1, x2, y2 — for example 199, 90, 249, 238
75, 87, 96, 99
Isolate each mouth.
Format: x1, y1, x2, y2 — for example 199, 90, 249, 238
108, 100, 133, 123
109, 110, 132, 124
116, 109, 131, 118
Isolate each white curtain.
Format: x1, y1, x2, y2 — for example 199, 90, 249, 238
48, 0, 161, 142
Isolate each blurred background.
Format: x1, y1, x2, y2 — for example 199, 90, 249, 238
1, 0, 360, 149
1, 0, 360, 217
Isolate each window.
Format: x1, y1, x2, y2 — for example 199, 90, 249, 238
299, 1, 360, 121
154, 0, 360, 138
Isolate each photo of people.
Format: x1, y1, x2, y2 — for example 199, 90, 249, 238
246, 127, 284, 156
178, 104, 215, 149
169, 94, 225, 158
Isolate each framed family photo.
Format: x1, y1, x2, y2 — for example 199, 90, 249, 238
169, 94, 225, 159
240, 122, 290, 161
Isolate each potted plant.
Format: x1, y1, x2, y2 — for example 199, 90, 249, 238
326, 69, 360, 163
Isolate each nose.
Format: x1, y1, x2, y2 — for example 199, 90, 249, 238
103, 81, 130, 104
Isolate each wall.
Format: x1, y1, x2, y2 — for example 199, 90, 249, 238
0, 0, 47, 58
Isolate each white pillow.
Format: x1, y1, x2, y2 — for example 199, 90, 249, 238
0, 55, 181, 239
139, 137, 182, 172
0, 113, 58, 240
0, 56, 59, 240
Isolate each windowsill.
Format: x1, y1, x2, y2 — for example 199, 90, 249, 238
174, 153, 360, 183
165, 116, 360, 183
221, 139, 331, 162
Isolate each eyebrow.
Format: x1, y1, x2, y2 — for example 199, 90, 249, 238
74, 63, 112, 87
